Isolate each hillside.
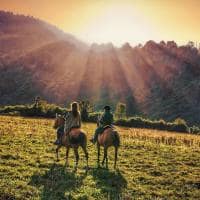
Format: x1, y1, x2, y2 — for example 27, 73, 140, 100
0, 11, 200, 124
0, 116, 200, 199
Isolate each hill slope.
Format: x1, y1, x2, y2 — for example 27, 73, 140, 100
0, 11, 200, 124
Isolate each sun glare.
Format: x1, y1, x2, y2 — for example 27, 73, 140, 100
79, 4, 158, 46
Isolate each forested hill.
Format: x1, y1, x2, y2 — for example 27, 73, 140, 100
0, 11, 200, 125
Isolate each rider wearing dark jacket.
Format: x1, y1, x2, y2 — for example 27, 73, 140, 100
90, 105, 113, 144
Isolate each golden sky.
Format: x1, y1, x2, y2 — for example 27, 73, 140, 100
1, 0, 200, 46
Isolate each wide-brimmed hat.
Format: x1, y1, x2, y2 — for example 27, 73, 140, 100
104, 105, 111, 110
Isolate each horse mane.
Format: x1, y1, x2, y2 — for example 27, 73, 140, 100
57, 114, 65, 121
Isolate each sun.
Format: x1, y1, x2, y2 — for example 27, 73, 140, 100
78, 4, 158, 46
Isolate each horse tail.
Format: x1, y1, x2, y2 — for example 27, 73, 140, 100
113, 131, 120, 147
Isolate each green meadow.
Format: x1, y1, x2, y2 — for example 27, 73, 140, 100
0, 116, 200, 200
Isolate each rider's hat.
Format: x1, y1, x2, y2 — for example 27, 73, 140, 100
104, 105, 111, 111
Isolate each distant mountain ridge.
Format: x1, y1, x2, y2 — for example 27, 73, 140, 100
0, 11, 200, 125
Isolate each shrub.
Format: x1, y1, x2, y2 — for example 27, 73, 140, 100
169, 123, 189, 133
87, 112, 101, 123
114, 117, 189, 133
79, 101, 93, 121
6, 111, 21, 116
190, 126, 200, 134
174, 118, 187, 126
0, 103, 66, 118
0, 104, 195, 134
115, 102, 126, 119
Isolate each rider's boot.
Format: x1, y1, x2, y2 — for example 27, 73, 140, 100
54, 139, 61, 145
54, 133, 61, 145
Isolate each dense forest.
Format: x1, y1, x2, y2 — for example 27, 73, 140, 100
0, 11, 200, 125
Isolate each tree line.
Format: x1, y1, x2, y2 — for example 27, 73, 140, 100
0, 97, 199, 134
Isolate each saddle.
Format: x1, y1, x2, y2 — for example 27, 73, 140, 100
102, 125, 113, 131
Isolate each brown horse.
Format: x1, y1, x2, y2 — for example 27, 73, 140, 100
96, 122, 120, 169
53, 115, 88, 170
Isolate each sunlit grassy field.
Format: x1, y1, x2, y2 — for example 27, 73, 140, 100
0, 116, 200, 200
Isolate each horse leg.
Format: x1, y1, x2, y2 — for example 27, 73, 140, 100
56, 146, 61, 162
114, 147, 118, 169
97, 143, 100, 167
73, 147, 79, 172
65, 147, 70, 167
105, 148, 108, 169
102, 147, 108, 168
82, 145, 89, 169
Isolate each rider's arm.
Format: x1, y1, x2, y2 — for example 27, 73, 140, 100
78, 113, 81, 128
111, 114, 114, 124
99, 114, 105, 124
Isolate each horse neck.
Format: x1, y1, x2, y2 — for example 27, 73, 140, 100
58, 118, 65, 127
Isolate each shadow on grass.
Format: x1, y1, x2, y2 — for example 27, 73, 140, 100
90, 167, 127, 199
0, 192, 16, 200
29, 163, 86, 200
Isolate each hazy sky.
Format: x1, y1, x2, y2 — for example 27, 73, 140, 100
1, 0, 200, 46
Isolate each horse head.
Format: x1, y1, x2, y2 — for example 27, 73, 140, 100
53, 113, 65, 129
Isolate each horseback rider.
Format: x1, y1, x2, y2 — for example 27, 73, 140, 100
54, 102, 81, 145
90, 105, 113, 144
